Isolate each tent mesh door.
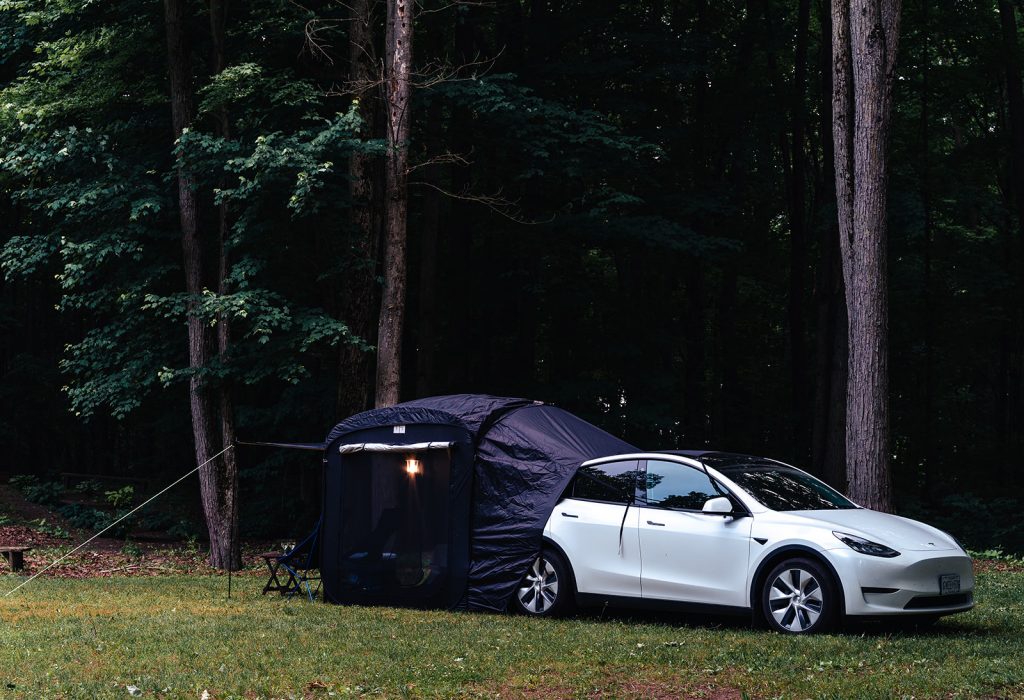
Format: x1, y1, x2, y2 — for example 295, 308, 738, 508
337, 450, 450, 600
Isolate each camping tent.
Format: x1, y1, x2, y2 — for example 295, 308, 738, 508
319, 394, 636, 611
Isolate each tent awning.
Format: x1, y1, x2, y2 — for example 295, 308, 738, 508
338, 441, 455, 454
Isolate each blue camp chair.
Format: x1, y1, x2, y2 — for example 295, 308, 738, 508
277, 517, 322, 601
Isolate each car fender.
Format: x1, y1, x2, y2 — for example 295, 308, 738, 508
748, 542, 847, 617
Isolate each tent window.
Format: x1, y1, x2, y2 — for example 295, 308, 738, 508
337, 448, 451, 599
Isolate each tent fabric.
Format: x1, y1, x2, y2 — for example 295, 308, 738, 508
466, 403, 636, 611
325, 396, 538, 446
321, 394, 637, 612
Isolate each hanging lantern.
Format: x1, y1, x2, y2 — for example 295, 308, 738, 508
405, 457, 421, 476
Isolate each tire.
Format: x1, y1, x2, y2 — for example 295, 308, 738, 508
512, 549, 575, 617
761, 557, 838, 634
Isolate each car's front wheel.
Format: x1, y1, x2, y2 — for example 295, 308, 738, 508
512, 549, 574, 617
761, 557, 837, 634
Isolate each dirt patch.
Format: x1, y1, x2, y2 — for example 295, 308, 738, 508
0, 484, 76, 530
471, 676, 746, 699
974, 558, 1024, 574
589, 680, 743, 699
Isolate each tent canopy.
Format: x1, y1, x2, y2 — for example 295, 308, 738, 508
320, 394, 636, 611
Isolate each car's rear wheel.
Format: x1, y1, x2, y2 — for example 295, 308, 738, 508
761, 557, 837, 634
513, 549, 574, 617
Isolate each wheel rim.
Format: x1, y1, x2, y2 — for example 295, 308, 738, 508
768, 568, 824, 632
518, 556, 559, 613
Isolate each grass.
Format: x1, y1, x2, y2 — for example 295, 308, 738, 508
1, 570, 1022, 699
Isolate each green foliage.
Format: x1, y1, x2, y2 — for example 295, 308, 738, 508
28, 518, 70, 539
73, 479, 104, 495
120, 539, 143, 558
10, 476, 63, 507
104, 485, 133, 509
57, 502, 111, 531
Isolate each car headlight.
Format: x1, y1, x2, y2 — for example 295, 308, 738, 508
833, 531, 901, 558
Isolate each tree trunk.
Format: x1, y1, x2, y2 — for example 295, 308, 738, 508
164, 0, 239, 568
831, 0, 900, 512
337, 0, 379, 419
375, 0, 413, 407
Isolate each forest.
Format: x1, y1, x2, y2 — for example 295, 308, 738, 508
1, 0, 1023, 558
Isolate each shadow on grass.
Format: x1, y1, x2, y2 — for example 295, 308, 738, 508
568, 602, 989, 639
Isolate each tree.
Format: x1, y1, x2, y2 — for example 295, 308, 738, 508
337, 0, 380, 420
163, 0, 240, 569
831, 0, 902, 511
375, 0, 414, 407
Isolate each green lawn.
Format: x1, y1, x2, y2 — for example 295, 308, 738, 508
1, 570, 1022, 699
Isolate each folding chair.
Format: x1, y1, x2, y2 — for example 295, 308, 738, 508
277, 517, 322, 602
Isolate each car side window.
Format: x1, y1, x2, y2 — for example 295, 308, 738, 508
573, 460, 640, 504
643, 460, 719, 510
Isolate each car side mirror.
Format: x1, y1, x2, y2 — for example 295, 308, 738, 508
702, 496, 734, 515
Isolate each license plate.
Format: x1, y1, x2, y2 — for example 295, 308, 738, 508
940, 574, 961, 595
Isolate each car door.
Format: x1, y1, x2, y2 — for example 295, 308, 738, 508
547, 460, 642, 598
638, 459, 752, 607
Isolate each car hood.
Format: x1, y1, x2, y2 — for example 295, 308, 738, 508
788, 509, 959, 551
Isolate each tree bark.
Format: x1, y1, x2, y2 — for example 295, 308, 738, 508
164, 0, 239, 568
831, 0, 900, 511
375, 0, 413, 407
337, 0, 380, 419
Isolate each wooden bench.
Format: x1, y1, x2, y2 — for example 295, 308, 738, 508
0, 546, 31, 572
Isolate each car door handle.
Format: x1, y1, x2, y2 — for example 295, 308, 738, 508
646, 520, 665, 526
561, 512, 579, 518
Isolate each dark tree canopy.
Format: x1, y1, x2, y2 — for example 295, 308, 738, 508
1, 0, 1023, 554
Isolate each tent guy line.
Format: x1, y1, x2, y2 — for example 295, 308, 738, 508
3, 443, 236, 598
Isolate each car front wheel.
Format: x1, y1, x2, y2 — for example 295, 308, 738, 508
761, 557, 837, 634
513, 549, 574, 617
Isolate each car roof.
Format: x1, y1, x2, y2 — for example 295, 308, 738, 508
655, 450, 781, 470
582, 450, 783, 470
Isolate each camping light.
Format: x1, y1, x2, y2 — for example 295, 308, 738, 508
405, 457, 421, 476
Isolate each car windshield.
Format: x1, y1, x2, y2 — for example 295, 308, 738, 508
719, 464, 857, 511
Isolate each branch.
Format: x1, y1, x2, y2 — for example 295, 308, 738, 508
407, 150, 473, 172
415, 0, 495, 14
411, 48, 504, 88
409, 181, 553, 225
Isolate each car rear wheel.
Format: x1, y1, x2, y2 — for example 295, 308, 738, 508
761, 557, 837, 634
513, 549, 574, 617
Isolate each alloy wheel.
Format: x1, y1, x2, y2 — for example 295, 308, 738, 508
767, 567, 824, 632
517, 555, 559, 614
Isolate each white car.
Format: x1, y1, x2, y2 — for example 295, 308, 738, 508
515, 451, 974, 633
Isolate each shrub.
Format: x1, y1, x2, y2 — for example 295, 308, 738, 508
9, 474, 64, 507
30, 518, 70, 539
73, 480, 105, 496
